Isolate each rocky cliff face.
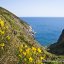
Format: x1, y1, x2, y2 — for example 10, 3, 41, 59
48, 29, 64, 55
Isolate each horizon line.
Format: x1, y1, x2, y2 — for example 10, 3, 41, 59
18, 16, 64, 18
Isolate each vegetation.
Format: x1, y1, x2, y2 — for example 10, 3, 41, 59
0, 18, 46, 64
0, 7, 64, 64
0, 19, 11, 57
17, 44, 46, 64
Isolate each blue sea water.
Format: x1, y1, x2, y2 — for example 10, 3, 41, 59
21, 17, 64, 46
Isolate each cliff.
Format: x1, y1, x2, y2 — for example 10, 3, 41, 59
48, 29, 64, 55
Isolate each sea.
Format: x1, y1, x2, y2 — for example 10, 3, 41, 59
21, 17, 64, 46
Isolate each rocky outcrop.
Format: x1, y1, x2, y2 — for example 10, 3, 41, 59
48, 29, 64, 55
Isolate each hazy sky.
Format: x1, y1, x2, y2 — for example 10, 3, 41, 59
0, 0, 64, 17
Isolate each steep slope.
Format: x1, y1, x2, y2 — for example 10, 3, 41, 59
48, 29, 64, 55
0, 7, 46, 64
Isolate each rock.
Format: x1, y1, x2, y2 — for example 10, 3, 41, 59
48, 29, 64, 55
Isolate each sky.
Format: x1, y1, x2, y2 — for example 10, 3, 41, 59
0, 0, 64, 17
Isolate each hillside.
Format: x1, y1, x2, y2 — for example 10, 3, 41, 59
0, 7, 47, 64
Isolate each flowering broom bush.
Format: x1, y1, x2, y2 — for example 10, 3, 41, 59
17, 44, 46, 64
0, 19, 11, 55
0, 19, 46, 64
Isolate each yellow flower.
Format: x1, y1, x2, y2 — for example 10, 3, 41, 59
37, 48, 42, 53
40, 56, 44, 60
0, 20, 4, 27
19, 48, 22, 53
6, 35, 10, 40
32, 47, 36, 51
23, 52, 26, 56
0, 30, 5, 35
29, 57, 33, 62
1, 31, 5, 35
26, 48, 30, 54
0, 43, 5, 47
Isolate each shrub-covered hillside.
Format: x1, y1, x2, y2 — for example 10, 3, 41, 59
0, 7, 46, 64
0, 7, 64, 64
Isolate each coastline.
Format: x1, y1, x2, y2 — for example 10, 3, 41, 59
28, 25, 36, 36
